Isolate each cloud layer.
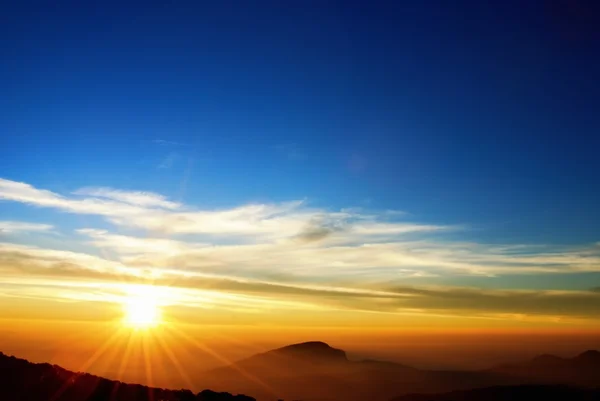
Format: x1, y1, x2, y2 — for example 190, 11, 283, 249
1, 177, 600, 323
1, 241, 599, 321
0, 221, 54, 234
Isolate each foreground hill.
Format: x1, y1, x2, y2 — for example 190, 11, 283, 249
392, 385, 600, 401
0, 352, 254, 401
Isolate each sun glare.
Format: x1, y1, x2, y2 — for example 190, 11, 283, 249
122, 285, 162, 328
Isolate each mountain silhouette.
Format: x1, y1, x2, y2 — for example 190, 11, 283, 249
0, 351, 255, 401
574, 350, 600, 364
264, 341, 348, 362
199, 341, 506, 401
199, 343, 600, 401
490, 350, 600, 386
3, 344, 600, 401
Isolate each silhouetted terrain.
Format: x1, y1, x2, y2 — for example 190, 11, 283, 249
199, 341, 506, 400
2, 343, 600, 401
0, 352, 254, 401
392, 385, 600, 401
489, 350, 600, 386
199, 342, 600, 401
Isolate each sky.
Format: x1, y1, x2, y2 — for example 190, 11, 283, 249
1, 0, 600, 379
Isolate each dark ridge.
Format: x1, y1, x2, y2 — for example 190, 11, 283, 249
489, 349, 600, 388
197, 390, 255, 401
6, 345, 600, 401
576, 350, 600, 360
0, 351, 255, 401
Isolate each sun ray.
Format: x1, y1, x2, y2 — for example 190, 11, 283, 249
49, 327, 125, 401
110, 329, 135, 399
154, 330, 195, 390
165, 324, 279, 398
142, 331, 155, 401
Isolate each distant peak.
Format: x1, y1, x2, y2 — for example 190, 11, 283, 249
270, 341, 347, 361
576, 350, 600, 360
279, 341, 332, 350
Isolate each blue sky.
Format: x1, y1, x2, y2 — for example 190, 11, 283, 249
3, 1, 599, 244
1, 1, 600, 323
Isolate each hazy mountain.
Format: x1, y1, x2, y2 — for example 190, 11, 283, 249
3, 343, 600, 401
392, 385, 600, 401
0, 351, 254, 401
214, 341, 350, 374
489, 350, 600, 386
199, 341, 510, 401
199, 342, 600, 401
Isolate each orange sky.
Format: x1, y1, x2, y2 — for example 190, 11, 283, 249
2, 292, 599, 391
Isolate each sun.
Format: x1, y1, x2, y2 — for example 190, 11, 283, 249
124, 297, 159, 328
122, 285, 162, 329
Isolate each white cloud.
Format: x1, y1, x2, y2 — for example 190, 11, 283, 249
2, 176, 600, 288
0, 178, 151, 218
5, 177, 600, 324
73, 187, 181, 209
74, 229, 600, 282
1, 241, 599, 320
0, 242, 136, 276
0, 178, 442, 239
77, 228, 203, 255
0, 221, 54, 234
351, 222, 449, 235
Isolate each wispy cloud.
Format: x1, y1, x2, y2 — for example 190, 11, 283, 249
77, 228, 203, 255
1, 242, 599, 321
0, 178, 147, 217
3, 177, 600, 282
73, 187, 181, 210
0, 221, 54, 234
152, 139, 189, 147
0, 178, 442, 240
